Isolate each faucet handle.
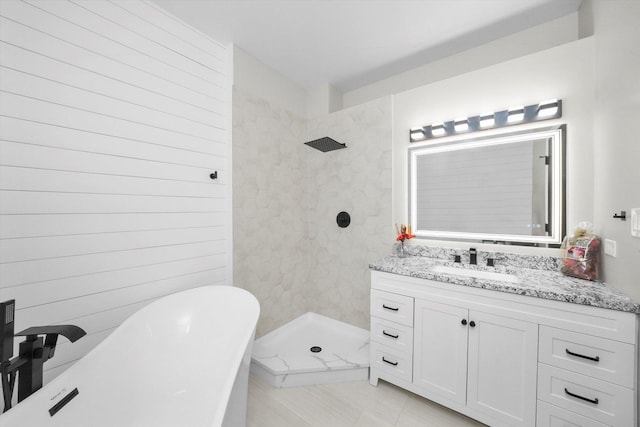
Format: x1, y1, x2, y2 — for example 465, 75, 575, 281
469, 247, 477, 265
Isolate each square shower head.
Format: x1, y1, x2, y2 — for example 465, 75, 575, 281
304, 137, 346, 152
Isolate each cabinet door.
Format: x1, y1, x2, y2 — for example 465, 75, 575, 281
413, 299, 469, 405
467, 311, 538, 427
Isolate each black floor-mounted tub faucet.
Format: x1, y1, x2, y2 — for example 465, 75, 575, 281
0, 299, 86, 412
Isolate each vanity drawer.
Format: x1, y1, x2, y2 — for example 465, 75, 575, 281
539, 326, 635, 388
371, 342, 412, 383
536, 401, 608, 427
371, 317, 413, 352
537, 363, 634, 427
371, 289, 414, 326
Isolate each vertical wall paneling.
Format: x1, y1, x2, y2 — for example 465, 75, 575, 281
0, 0, 232, 381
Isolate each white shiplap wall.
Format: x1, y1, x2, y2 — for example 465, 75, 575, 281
0, 0, 232, 381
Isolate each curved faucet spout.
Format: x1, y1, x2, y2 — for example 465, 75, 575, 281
16, 325, 87, 344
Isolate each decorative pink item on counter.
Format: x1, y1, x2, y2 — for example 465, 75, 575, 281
560, 224, 601, 281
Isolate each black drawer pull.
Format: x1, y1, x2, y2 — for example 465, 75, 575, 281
565, 348, 600, 362
382, 304, 399, 311
564, 388, 599, 405
382, 357, 398, 366
382, 330, 399, 339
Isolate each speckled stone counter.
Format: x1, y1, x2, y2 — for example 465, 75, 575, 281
370, 247, 640, 314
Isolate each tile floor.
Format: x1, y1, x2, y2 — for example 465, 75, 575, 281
247, 374, 487, 427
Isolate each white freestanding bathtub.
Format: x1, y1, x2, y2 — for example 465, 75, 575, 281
0, 286, 260, 427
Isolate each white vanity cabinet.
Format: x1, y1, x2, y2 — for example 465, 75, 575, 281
369, 270, 638, 427
414, 300, 538, 426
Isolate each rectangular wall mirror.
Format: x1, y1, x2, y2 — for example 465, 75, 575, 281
408, 125, 565, 246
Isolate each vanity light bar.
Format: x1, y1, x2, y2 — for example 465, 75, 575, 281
409, 99, 562, 142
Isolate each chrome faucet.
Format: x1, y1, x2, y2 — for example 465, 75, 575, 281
469, 248, 477, 265
1, 300, 86, 412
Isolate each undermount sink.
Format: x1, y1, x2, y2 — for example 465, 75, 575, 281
432, 265, 520, 283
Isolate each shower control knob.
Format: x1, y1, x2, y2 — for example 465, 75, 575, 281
461, 319, 467, 326
336, 211, 351, 228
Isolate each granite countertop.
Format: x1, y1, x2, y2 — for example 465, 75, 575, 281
370, 255, 640, 314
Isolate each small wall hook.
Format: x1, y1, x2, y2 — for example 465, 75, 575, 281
209, 171, 218, 180
613, 211, 626, 220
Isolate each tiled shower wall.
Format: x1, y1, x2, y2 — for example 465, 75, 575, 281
306, 98, 393, 330
233, 88, 309, 337
233, 91, 392, 335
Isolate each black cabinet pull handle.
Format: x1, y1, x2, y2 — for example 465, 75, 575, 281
565, 348, 600, 362
210, 171, 218, 180
469, 321, 476, 327
382, 330, 399, 339
382, 304, 399, 311
382, 357, 398, 366
564, 388, 599, 405
461, 319, 467, 325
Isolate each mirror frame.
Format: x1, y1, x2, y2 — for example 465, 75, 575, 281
408, 125, 566, 246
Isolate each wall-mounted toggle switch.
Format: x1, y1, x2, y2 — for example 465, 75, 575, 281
604, 239, 617, 257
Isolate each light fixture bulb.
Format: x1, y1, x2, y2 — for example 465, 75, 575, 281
538, 99, 559, 117
410, 128, 425, 141
507, 107, 525, 123
431, 123, 446, 136
479, 113, 495, 127
454, 119, 468, 132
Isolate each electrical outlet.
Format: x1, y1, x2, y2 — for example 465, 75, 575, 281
604, 239, 617, 257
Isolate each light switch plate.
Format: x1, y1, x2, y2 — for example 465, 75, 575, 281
632, 208, 640, 237
604, 239, 617, 257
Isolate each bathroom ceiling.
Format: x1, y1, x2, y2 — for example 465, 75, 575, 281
153, 0, 582, 92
